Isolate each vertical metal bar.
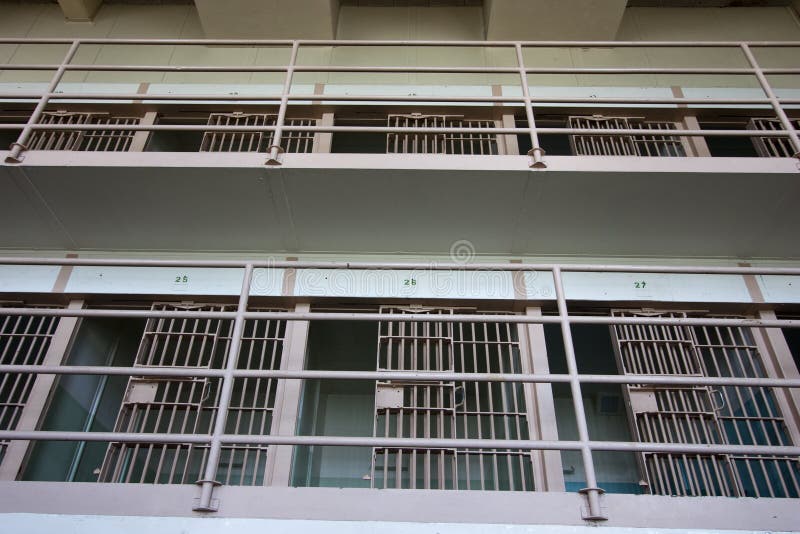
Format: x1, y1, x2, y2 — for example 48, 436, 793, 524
267, 42, 299, 165
740, 44, 800, 158
5, 40, 81, 163
195, 264, 253, 511
514, 44, 546, 168
551, 267, 605, 520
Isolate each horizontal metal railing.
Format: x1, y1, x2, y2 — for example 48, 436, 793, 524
0, 38, 798, 164
1, 257, 799, 517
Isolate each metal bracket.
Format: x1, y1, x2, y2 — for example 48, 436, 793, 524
192, 478, 222, 511
265, 144, 285, 166
578, 487, 608, 522
5, 142, 27, 163
192, 497, 220, 512
527, 147, 547, 169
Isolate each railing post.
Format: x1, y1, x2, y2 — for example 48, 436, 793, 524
267, 41, 300, 165
515, 43, 546, 169
740, 43, 800, 160
193, 263, 254, 512
5, 40, 80, 164
552, 267, 606, 521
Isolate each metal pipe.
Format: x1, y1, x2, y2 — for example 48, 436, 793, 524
741, 43, 800, 158
8, 122, 793, 137
195, 263, 254, 511
2, 365, 799, 388
2, 256, 800, 275
1, 92, 775, 105
9, 64, 788, 75
4, 38, 797, 46
1, 308, 799, 329
552, 267, 604, 519
515, 43, 545, 168
1, 430, 795, 456
4, 40, 80, 164
267, 41, 299, 165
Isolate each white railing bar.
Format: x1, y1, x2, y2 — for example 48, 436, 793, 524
2, 257, 800, 274
267, 41, 299, 164
0, 92, 778, 105
5, 40, 79, 164
1, 430, 797, 456
0, 38, 799, 46
2, 365, 800, 388
196, 264, 252, 510
1, 308, 798, 329
3, 64, 784, 75
552, 266, 601, 517
3, 123, 796, 137
516, 43, 545, 167
741, 43, 800, 156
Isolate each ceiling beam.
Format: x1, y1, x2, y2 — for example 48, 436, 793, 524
484, 0, 628, 40
56, 0, 103, 21
194, 0, 339, 40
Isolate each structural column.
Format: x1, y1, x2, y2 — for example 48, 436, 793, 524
265, 302, 311, 485
519, 306, 565, 491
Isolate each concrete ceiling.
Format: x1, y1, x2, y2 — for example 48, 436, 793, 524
483, 0, 629, 41
2, 153, 798, 260
193, 0, 339, 40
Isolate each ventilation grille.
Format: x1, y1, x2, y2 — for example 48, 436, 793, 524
748, 117, 800, 158
387, 114, 498, 155
568, 115, 686, 157
29, 112, 140, 152
200, 113, 315, 153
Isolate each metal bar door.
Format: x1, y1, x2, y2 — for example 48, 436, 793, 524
371, 306, 536, 491
99, 303, 287, 485
99, 303, 234, 484
612, 310, 800, 497
611, 310, 740, 496
0, 309, 59, 466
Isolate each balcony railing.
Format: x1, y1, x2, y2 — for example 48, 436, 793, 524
0, 38, 799, 165
0, 256, 799, 521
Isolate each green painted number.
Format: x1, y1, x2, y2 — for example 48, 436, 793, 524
634, 281, 647, 289
175, 275, 189, 283
403, 279, 417, 286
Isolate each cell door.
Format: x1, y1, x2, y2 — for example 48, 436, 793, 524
611, 310, 739, 496
371, 306, 458, 489
611, 310, 800, 497
0, 309, 60, 465
99, 303, 287, 485
370, 307, 536, 491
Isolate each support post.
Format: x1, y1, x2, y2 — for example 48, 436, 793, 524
515, 44, 546, 168
267, 42, 300, 165
5, 41, 81, 164
129, 111, 157, 152
264, 302, 311, 486
193, 264, 254, 512
313, 112, 334, 154
551, 267, 606, 521
741, 43, 800, 159
519, 306, 565, 491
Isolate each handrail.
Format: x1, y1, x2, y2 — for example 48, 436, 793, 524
2, 256, 800, 515
0, 38, 798, 164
